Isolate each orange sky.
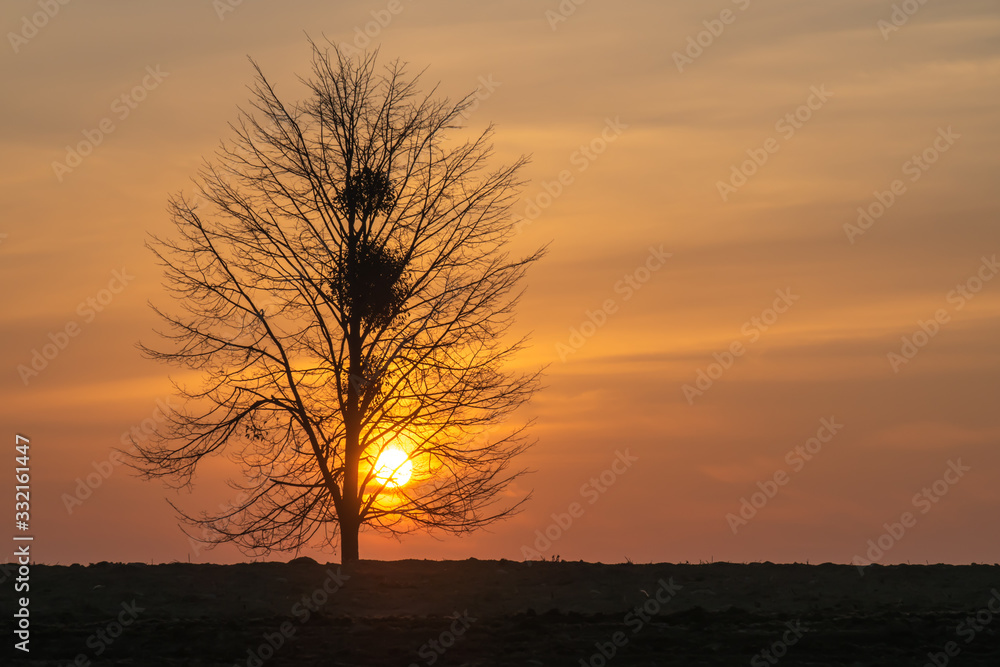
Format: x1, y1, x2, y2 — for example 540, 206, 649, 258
2, 0, 999, 566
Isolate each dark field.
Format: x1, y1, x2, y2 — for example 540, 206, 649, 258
5, 559, 1000, 666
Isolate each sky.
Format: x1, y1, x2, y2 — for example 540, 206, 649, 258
2, 0, 999, 566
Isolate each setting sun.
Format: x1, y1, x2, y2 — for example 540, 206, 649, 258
372, 447, 413, 489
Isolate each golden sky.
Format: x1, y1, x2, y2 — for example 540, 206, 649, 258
2, 0, 999, 565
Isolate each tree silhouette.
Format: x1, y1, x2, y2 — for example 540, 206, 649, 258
129, 41, 543, 563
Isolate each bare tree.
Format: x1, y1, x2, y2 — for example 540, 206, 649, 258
130, 41, 544, 563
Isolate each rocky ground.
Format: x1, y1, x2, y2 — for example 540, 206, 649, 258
4, 559, 1000, 665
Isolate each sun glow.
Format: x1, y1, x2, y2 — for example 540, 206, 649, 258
372, 446, 413, 488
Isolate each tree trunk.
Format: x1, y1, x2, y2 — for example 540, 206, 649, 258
340, 418, 361, 563
340, 515, 359, 564
342, 252, 363, 565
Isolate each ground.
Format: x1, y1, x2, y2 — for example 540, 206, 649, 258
4, 559, 1000, 665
